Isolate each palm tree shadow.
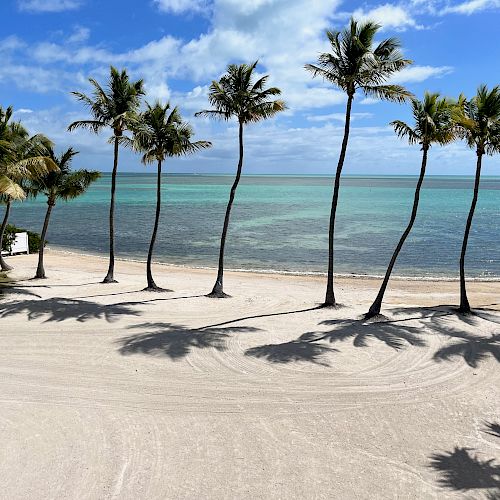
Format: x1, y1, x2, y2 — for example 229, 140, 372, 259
8, 281, 102, 288
0, 297, 141, 323
116, 295, 205, 306
386, 305, 500, 368
316, 319, 427, 350
245, 334, 338, 366
0, 286, 41, 300
429, 447, 500, 494
243, 317, 426, 366
118, 322, 261, 360
203, 306, 322, 329
484, 422, 500, 439
433, 333, 500, 368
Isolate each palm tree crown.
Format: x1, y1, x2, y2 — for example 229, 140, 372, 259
26, 146, 100, 203
195, 61, 286, 123
0, 107, 58, 200
305, 18, 413, 102
392, 92, 456, 148
68, 66, 144, 136
455, 84, 500, 155
132, 101, 212, 162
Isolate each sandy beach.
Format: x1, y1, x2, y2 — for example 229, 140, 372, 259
0, 250, 499, 499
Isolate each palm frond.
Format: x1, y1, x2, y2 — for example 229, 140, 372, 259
67, 120, 106, 134
363, 85, 413, 103
0, 174, 25, 200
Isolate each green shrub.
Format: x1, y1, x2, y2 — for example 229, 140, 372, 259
2, 224, 46, 253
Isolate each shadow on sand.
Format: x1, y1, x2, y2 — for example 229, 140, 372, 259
0, 297, 141, 323
0, 286, 42, 300
244, 318, 427, 365
484, 422, 500, 439
117, 322, 261, 360
245, 335, 338, 366
429, 447, 500, 494
389, 305, 500, 368
244, 304, 500, 367
429, 423, 500, 497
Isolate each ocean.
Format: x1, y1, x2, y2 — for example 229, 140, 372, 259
7, 174, 500, 278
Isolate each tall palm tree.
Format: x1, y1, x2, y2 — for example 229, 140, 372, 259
0, 107, 58, 271
130, 101, 211, 291
305, 18, 413, 307
195, 61, 286, 297
365, 93, 456, 319
454, 85, 500, 314
68, 66, 144, 283
26, 146, 100, 279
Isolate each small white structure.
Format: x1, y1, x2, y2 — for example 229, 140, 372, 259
7, 232, 29, 255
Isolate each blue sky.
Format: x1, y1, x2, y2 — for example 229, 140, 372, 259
1, 0, 499, 175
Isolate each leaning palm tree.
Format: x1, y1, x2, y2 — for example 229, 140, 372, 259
130, 102, 211, 291
0, 108, 58, 271
454, 85, 500, 314
305, 18, 413, 307
68, 66, 144, 283
26, 146, 100, 279
195, 61, 286, 297
365, 93, 456, 319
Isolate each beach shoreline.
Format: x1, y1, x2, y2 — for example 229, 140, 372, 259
40, 246, 500, 283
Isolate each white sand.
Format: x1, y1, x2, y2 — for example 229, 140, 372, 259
0, 251, 499, 499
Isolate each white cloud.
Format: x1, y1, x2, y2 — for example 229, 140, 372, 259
18, 0, 83, 12
67, 26, 90, 44
0, 36, 26, 52
350, 4, 422, 30
441, 0, 500, 14
389, 65, 453, 83
153, 0, 208, 14
307, 112, 373, 122
359, 97, 381, 105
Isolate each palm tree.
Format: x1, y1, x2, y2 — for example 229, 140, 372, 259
365, 93, 456, 319
130, 102, 211, 291
195, 61, 286, 297
305, 18, 413, 307
454, 85, 500, 314
68, 66, 144, 283
26, 146, 100, 279
0, 107, 58, 271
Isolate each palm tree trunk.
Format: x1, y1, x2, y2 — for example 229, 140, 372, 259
458, 151, 482, 314
208, 120, 244, 298
35, 200, 54, 279
103, 136, 119, 283
324, 93, 354, 307
0, 200, 13, 271
145, 159, 168, 291
365, 146, 429, 319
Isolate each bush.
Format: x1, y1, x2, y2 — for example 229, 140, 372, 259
2, 224, 46, 253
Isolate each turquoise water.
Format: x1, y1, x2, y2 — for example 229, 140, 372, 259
7, 174, 500, 278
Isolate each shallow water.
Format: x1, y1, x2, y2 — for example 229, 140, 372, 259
8, 174, 500, 278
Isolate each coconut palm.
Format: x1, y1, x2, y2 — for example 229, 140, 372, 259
365, 93, 456, 319
0, 107, 58, 271
305, 18, 413, 307
26, 146, 100, 279
68, 66, 144, 283
454, 85, 500, 314
195, 61, 286, 297
130, 102, 211, 291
